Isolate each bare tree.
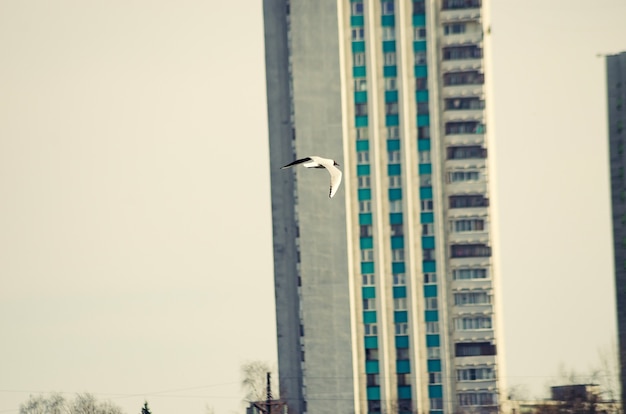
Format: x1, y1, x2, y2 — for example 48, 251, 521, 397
241, 360, 276, 403
20, 393, 124, 414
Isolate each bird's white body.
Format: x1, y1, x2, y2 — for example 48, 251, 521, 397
281, 155, 342, 198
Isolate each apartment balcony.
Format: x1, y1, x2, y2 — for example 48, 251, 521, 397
441, 32, 483, 47
447, 206, 489, 219
456, 380, 498, 393
441, 58, 482, 73
448, 256, 492, 268
455, 355, 497, 367
441, 84, 484, 99
443, 108, 485, 123
451, 279, 493, 292
445, 133, 485, 146
446, 181, 488, 196
454, 329, 495, 343
440, 8, 481, 23
448, 230, 490, 244
445, 157, 487, 170
452, 303, 493, 316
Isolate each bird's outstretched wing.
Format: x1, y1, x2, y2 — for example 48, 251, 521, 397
281, 157, 313, 169
327, 164, 343, 198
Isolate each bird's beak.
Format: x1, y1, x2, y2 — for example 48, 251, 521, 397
334, 161, 340, 167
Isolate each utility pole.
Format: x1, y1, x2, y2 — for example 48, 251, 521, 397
266, 372, 272, 414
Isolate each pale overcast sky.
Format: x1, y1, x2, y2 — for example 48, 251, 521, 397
0, 1, 625, 414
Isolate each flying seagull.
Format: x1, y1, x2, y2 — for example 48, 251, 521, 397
281, 156, 342, 198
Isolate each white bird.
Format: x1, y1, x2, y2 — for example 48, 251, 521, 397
281, 156, 343, 198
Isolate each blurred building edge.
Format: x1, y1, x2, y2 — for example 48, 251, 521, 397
509, 384, 621, 414
246, 399, 288, 414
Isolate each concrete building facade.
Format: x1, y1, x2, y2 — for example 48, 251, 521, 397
264, 1, 506, 413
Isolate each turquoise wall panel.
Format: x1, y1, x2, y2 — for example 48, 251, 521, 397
357, 164, 370, 176
426, 334, 440, 347
391, 236, 404, 249
394, 311, 408, 323
381, 15, 395, 26
416, 90, 429, 102
413, 41, 427, 51
389, 188, 402, 200
388, 164, 401, 176
386, 114, 399, 126
362, 286, 376, 299
387, 139, 401, 151
359, 213, 372, 225
418, 139, 431, 150
358, 188, 371, 200
417, 114, 430, 126
392, 262, 405, 273
425, 310, 438, 322
419, 164, 432, 175
382, 40, 396, 52
367, 387, 381, 400
355, 115, 368, 127
383, 66, 397, 77
395, 335, 409, 348
356, 140, 369, 151
355, 90, 368, 103
421, 212, 434, 223
351, 15, 364, 26
361, 262, 375, 274
396, 360, 411, 374
393, 286, 407, 298
353, 66, 366, 78
429, 385, 443, 398
414, 65, 427, 77
424, 285, 437, 298
360, 237, 373, 249
398, 386, 412, 399
352, 41, 365, 52
423, 260, 436, 273
420, 187, 433, 199
413, 14, 426, 26
366, 360, 380, 373
385, 90, 398, 102
422, 236, 435, 249
390, 213, 403, 224
365, 336, 378, 349
363, 311, 377, 323
427, 359, 441, 372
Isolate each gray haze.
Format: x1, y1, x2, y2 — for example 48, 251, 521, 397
0, 1, 624, 413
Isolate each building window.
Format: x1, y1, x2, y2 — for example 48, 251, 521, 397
388, 150, 401, 163
382, 27, 395, 41
361, 249, 374, 261
448, 170, 480, 183
443, 70, 484, 86
458, 392, 496, 407
364, 323, 378, 336
420, 174, 432, 186
449, 195, 488, 208
389, 199, 403, 213
389, 175, 402, 188
422, 223, 434, 236
444, 22, 466, 35
363, 273, 376, 285
357, 151, 370, 164
385, 102, 399, 115
452, 268, 488, 280
455, 342, 496, 357
451, 218, 485, 232
429, 372, 442, 384
430, 399, 443, 410
398, 400, 413, 412
393, 273, 406, 285
424, 273, 437, 284
414, 51, 427, 65
384, 52, 396, 65
382, 0, 394, 15
355, 102, 368, 116
360, 225, 373, 238
385, 77, 398, 91
358, 175, 371, 189
423, 248, 436, 260
395, 322, 409, 335
451, 244, 491, 258
457, 367, 495, 381
416, 77, 428, 90
367, 373, 380, 386
413, 0, 425, 14
352, 28, 365, 41
353, 52, 366, 66
387, 126, 400, 139
363, 298, 376, 310
356, 127, 369, 141
454, 291, 490, 306
445, 121, 484, 134
442, 45, 483, 60
359, 200, 372, 213
455, 316, 492, 330
426, 321, 439, 333
398, 373, 412, 385
394, 298, 407, 310
442, 0, 481, 10
421, 199, 433, 211
418, 150, 431, 164
425, 297, 438, 310
366, 348, 379, 360
417, 101, 429, 114
445, 97, 485, 111
355, 78, 368, 91
418, 125, 430, 138
391, 224, 404, 236
427, 347, 440, 359
447, 145, 487, 159
392, 249, 405, 262
351, 1, 364, 15
414, 27, 427, 40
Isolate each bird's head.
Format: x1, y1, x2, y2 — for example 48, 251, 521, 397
333, 160, 340, 167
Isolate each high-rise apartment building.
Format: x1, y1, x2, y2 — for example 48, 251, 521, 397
264, 1, 505, 413
607, 51, 626, 406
